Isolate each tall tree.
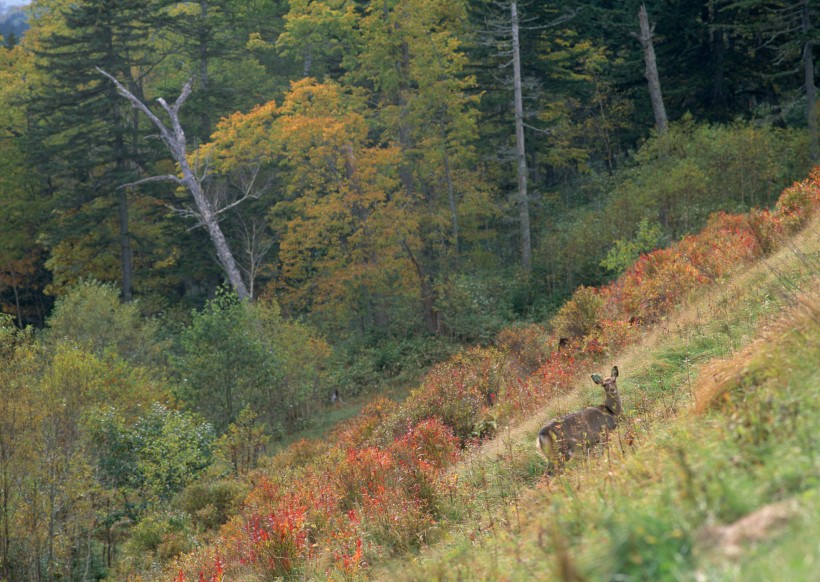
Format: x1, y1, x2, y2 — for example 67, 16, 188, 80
510, 1, 532, 272
353, 0, 491, 333
26, 0, 169, 302
633, 4, 668, 134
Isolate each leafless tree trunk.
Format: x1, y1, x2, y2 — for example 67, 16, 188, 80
117, 184, 133, 302
634, 4, 668, 134
442, 145, 459, 254
804, 0, 818, 163
98, 68, 251, 300
511, 1, 532, 273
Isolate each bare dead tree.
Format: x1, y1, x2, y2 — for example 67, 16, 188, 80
632, 4, 669, 134
97, 67, 251, 300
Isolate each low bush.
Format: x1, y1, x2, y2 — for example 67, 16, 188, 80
495, 323, 551, 374
613, 248, 707, 323
551, 286, 605, 340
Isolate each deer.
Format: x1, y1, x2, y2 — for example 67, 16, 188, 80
536, 366, 622, 469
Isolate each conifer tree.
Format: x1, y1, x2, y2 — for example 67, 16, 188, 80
26, 0, 170, 301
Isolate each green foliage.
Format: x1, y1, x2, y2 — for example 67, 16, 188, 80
44, 279, 165, 367
437, 274, 516, 342
215, 405, 269, 475
175, 478, 249, 532
119, 510, 196, 571
130, 404, 215, 501
89, 403, 215, 505
601, 217, 664, 274
174, 288, 279, 431
174, 289, 331, 433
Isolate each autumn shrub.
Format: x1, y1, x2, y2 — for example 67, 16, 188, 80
495, 323, 551, 373
774, 170, 820, 232
359, 485, 435, 554
241, 501, 310, 579
176, 479, 249, 532
388, 418, 460, 512
550, 286, 605, 340
335, 447, 396, 510
601, 217, 664, 275
269, 437, 328, 471
747, 208, 785, 255
332, 396, 399, 450
215, 405, 269, 475
120, 511, 196, 572
382, 347, 508, 443
575, 318, 637, 360
535, 351, 582, 396
613, 248, 707, 323
675, 211, 761, 277
389, 418, 459, 472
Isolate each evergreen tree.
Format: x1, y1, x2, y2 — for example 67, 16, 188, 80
26, 0, 171, 301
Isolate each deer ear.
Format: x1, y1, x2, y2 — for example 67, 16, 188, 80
611, 366, 619, 378
591, 374, 603, 384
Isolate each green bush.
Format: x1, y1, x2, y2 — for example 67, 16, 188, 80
176, 478, 249, 531
44, 279, 165, 368
174, 290, 331, 433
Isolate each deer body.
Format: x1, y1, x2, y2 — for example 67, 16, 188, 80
536, 366, 622, 464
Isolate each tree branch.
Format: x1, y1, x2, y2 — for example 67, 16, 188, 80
118, 174, 185, 189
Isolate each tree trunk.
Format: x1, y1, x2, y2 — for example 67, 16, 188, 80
401, 240, 440, 335
804, 0, 818, 163
442, 145, 459, 254
117, 184, 133, 302
511, 1, 532, 273
636, 4, 668, 134
178, 155, 251, 301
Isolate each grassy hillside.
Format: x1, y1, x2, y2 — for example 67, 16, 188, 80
372, 215, 820, 581
166, 172, 818, 581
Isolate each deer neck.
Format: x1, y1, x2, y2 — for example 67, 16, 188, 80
604, 391, 622, 416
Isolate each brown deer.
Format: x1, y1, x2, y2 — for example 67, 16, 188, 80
536, 366, 622, 467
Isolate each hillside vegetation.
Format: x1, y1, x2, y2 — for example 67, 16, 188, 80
158, 170, 819, 581
2, 2, 820, 581
0, 166, 816, 582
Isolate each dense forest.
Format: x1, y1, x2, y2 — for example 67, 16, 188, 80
0, 0, 818, 580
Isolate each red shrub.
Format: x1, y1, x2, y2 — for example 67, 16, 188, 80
332, 396, 399, 450
614, 248, 707, 323
389, 418, 459, 473
747, 209, 785, 255
495, 323, 551, 373
774, 173, 820, 232
384, 347, 506, 443
335, 447, 396, 510
675, 212, 762, 277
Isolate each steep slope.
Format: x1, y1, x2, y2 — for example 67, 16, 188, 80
372, 216, 820, 581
